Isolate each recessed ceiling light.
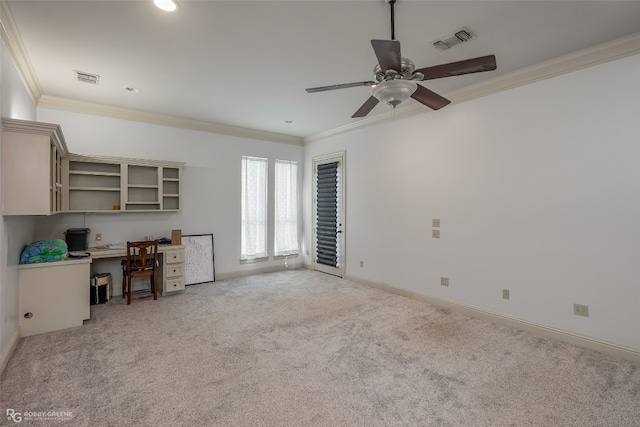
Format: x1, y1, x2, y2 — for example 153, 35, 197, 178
154, 0, 177, 12
124, 86, 141, 93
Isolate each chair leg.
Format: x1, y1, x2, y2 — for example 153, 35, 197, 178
126, 276, 131, 305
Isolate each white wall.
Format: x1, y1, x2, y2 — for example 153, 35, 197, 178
2, 36, 638, 366
303, 53, 640, 350
0, 38, 38, 367
35, 109, 304, 283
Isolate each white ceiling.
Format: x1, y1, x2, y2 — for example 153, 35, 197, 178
5, 0, 640, 142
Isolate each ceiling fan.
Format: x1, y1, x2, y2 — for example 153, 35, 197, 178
305, 0, 497, 118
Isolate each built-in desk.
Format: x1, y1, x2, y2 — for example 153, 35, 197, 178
88, 244, 186, 296
18, 244, 185, 337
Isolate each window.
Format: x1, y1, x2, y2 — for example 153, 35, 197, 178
241, 156, 268, 260
274, 160, 299, 256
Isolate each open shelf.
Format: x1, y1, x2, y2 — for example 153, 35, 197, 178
64, 155, 183, 213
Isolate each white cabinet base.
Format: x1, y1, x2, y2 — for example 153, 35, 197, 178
19, 259, 91, 337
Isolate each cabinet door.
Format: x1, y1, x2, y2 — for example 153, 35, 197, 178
19, 261, 90, 337
2, 132, 52, 215
51, 144, 64, 213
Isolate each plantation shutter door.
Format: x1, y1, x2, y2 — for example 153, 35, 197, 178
316, 161, 339, 268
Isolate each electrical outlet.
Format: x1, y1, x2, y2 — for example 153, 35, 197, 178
432, 219, 440, 228
432, 229, 440, 238
440, 277, 449, 287
502, 289, 510, 300
95, 233, 102, 242
574, 304, 589, 317
360, 261, 364, 268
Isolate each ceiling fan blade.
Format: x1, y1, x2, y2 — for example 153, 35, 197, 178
410, 85, 451, 111
371, 39, 402, 73
352, 96, 380, 118
416, 55, 497, 81
306, 81, 376, 93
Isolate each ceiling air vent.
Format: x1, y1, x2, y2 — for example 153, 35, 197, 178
431, 27, 476, 51
74, 70, 100, 85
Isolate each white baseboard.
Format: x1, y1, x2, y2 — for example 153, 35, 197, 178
345, 274, 640, 365
216, 262, 303, 281
0, 327, 20, 376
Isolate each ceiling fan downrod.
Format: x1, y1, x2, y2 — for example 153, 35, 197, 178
387, 0, 396, 40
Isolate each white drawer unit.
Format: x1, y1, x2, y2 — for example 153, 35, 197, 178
162, 247, 185, 295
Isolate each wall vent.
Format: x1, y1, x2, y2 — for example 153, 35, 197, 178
431, 27, 476, 51
74, 70, 100, 85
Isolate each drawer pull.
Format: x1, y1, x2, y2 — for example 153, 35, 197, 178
24, 312, 33, 319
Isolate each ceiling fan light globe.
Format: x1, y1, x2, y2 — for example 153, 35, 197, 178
372, 80, 418, 107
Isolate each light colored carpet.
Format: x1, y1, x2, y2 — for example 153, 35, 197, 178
1, 269, 639, 426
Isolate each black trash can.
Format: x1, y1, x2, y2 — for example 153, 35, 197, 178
65, 228, 90, 252
90, 273, 112, 305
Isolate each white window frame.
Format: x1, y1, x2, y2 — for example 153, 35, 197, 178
274, 160, 300, 257
241, 156, 268, 261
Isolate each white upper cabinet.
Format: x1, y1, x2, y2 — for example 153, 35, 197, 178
1, 118, 68, 215
2, 118, 184, 215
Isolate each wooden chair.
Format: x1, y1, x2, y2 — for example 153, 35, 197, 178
122, 240, 159, 305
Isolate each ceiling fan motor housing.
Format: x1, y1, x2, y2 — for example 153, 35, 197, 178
373, 58, 422, 82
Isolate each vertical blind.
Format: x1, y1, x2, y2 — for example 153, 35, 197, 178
316, 161, 339, 267
274, 160, 299, 256
241, 156, 267, 260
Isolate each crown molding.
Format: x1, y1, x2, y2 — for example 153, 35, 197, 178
67, 152, 185, 168
2, 0, 638, 147
303, 31, 640, 145
38, 95, 303, 146
0, 0, 41, 104
1, 0, 301, 146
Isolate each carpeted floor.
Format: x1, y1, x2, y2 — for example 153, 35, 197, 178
1, 269, 639, 426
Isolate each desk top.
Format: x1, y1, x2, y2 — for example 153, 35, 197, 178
19, 257, 92, 269
88, 244, 185, 259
